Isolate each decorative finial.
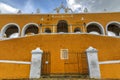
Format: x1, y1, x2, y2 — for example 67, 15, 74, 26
104, 8, 107, 12
17, 10, 22, 14
84, 8, 88, 13
60, 1, 65, 9
36, 8, 40, 14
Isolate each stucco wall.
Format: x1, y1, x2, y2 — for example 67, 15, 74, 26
0, 12, 120, 35
100, 63, 120, 79
0, 34, 119, 78
0, 63, 30, 79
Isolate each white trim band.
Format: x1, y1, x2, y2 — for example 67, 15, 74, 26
99, 60, 120, 64
0, 60, 31, 64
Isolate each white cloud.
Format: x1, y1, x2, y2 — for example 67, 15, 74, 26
66, 0, 120, 13
66, 0, 84, 13
0, 2, 19, 13
22, 0, 35, 13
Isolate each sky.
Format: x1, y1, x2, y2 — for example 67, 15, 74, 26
0, 0, 120, 14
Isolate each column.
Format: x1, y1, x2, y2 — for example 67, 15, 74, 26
52, 25, 55, 33
86, 46, 101, 79
83, 22, 86, 33
40, 26, 42, 33
70, 25, 72, 33
30, 48, 43, 78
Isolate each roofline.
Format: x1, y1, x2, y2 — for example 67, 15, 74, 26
0, 12, 120, 15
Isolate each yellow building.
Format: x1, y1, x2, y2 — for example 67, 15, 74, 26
0, 12, 120, 79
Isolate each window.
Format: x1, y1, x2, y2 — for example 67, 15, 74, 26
60, 49, 68, 59
57, 20, 68, 33
44, 28, 51, 33
74, 27, 81, 33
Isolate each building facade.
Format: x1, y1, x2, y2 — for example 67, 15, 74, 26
0, 13, 120, 38
0, 13, 120, 79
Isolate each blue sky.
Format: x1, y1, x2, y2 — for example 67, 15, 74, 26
0, 0, 66, 13
0, 0, 120, 14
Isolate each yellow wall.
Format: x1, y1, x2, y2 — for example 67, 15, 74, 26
0, 12, 120, 34
0, 63, 30, 79
100, 64, 120, 79
0, 34, 119, 78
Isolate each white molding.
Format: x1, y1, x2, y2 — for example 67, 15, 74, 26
0, 60, 31, 64
21, 23, 39, 36
1, 23, 20, 38
99, 60, 120, 64
86, 22, 105, 35
31, 47, 43, 53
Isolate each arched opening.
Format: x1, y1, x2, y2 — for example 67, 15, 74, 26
57, 20, 68, 33
74, 27, 81, 33
86, 22, 104, 35
107, 22, 120, 36
1, 23, 20, 38
44, 28, 51, 33
22, 23, 39, 36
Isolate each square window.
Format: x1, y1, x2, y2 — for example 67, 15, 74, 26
60, 49, 68, 59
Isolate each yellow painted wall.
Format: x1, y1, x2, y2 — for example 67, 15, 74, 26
0, 63, 30, 79
0, 12, 120, 34
100, 64, 120, 79
0, 34, 119, 78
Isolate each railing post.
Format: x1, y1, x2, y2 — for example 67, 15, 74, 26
86, 46, 101, 79
30, 47, 43, 79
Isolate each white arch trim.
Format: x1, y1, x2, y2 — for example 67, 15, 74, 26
21, 23, 39, 36
86, 22, 105, 35
1, 23, 20, 38
106, 21, 120, 36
